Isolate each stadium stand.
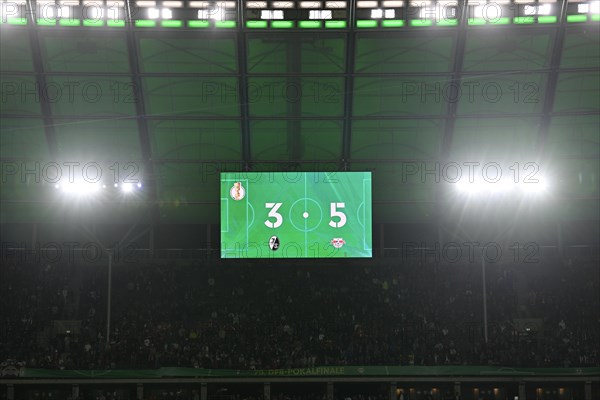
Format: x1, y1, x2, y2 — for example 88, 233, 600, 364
2, 258, 598, 371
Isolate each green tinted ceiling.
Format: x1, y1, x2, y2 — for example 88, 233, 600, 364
561, 28, 600, 69
353, 76, 451, 116
351, 119, 443, 160
150, 119, 241, 161
54, 119, 142, 160
546, 115, 600, 158
0, 118, 48, 159
451, 117, 539, 159
40, 31, 130, 73
462, 30, 553, 71
1, 18, 598, 224
0, 30, 33, 71
248, 35, 346, 73
355, 34, 455, 73
250, 119, 342, 161
139, 36, 238, 73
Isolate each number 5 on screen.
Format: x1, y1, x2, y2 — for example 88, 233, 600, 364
328, 202, 346, 228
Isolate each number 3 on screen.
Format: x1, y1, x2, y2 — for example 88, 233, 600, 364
264, 202, 346, 229
264, 202, 283, 228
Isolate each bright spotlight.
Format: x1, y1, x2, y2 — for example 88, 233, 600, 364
521, 180, 548, 194
121, 183, 134, 193
489, 179, 514, 194
455, 180, 481, 195
148, 7, 160, 18
371, 8, 383, 18
137, 182, 142, 188
59, 181, 100, 196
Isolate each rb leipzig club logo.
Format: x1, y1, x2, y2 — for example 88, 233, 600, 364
330, 238, 346, 249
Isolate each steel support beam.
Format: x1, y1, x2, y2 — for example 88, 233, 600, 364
537, 0, 569, 159
441, 0, 469, 159
341, 0, 358, 171
287, 37, 303, 165
25, 0, 58, 158
124, 0, 160, 222
237, 4, 252, 170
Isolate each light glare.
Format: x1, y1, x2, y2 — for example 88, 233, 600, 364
455, 179, 549, 196
148, 7, 159, 18
371, 8, 383, 18
58, 181, 101, 196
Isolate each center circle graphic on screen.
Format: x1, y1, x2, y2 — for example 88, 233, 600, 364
289, 198, 323, 232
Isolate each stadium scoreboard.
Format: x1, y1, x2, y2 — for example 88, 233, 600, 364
220, 172, 372, 258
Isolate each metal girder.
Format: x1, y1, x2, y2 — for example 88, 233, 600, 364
536, 0, 569, 159
4, 110, 599, 122
286, 37, 303, 164
25, 0, 58, 158
124, 0, 160, 221
3, 66, 599, 78
237, 5, 252, 170
440, 0, 469, 159
341, 0, 358, 171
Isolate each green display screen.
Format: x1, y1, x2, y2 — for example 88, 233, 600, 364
221, 172, 372, 258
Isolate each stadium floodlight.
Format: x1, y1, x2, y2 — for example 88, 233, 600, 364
520, 180, 548, 195
260, 9, 284, 19
137, 182, 142, 188
300, 1, 321, 8
59, 5, 70, 17
121, 183, 134, 193
56, 181, 101, 196
489, 179, 515, 194
84, 5, 103, 19
325, 1, 346, 7
246, 1, 267, 8
525, 4, 551, 15
148, 7, 160, 18
371, 8, 383, 18
39, 3, 59, 18
357, 1, 377, 7
472, 5, 484, 18
162, 1, 182, 7
198, 7, 224, 20
308, 9, 332, 19
272, 1, 294, 8
454, 178, 550, 196
455, 179, 482, 195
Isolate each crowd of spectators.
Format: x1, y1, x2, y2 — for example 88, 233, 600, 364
1, 254, 598, 371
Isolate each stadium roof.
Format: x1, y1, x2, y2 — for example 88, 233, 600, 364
1, 0, 599, 227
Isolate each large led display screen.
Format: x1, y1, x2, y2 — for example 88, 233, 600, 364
221, 172, 372, 258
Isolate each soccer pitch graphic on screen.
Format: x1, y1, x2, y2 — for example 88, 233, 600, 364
221, 172, 372, 258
